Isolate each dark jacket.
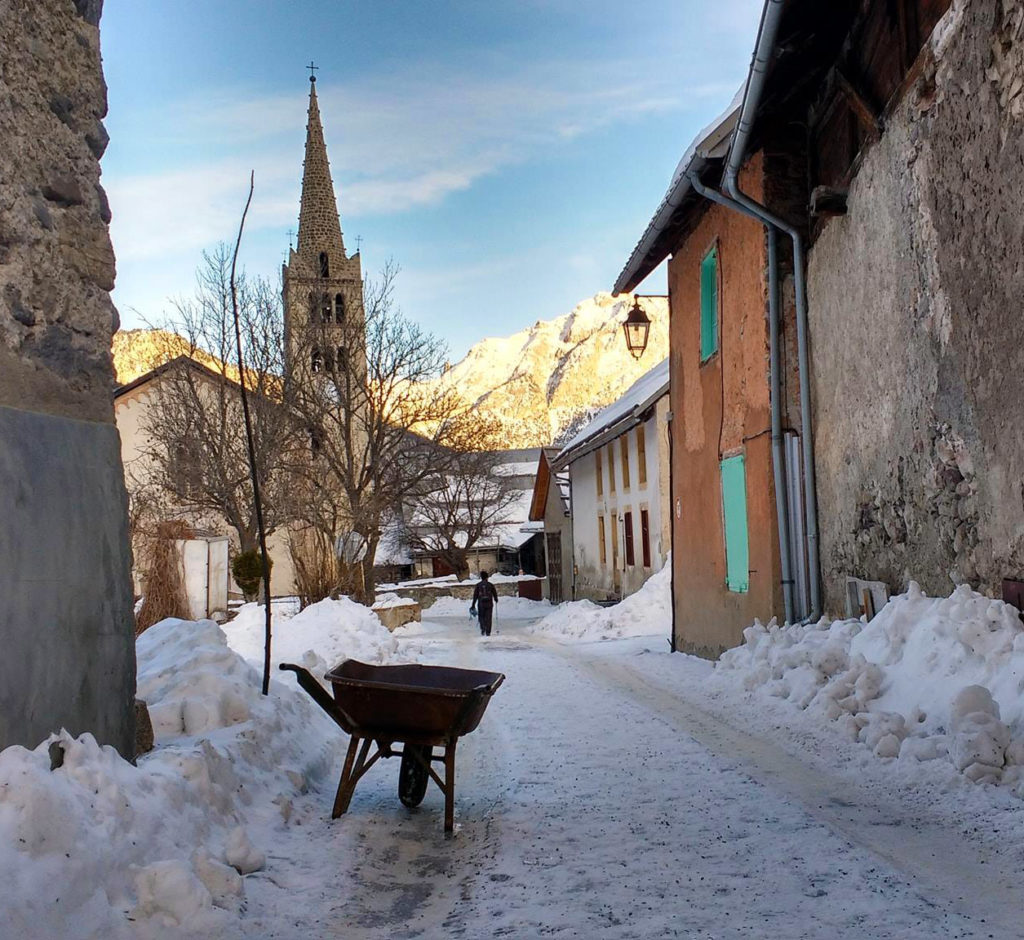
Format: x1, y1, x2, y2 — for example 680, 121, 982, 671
472, 580, 498, 606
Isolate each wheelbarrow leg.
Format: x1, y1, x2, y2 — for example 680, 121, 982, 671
332, 735, 361, 819
443, 740, 457, 833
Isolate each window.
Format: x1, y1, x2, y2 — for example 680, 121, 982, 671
637, 425, 647, 486
334, 293, 345, 322
610, 516, 619, 567
624, 511, 635, 566
598, 515, 606, 565
320, 294, 332, 323
318, 252, 330, 278
596, 449, 603, 498
640, 508, 651, 568
700, 245, 719, 362
308, 292, 318, 324
311, 348, 323, 373
721, 454, 749, 592
620, 436, 631, 490
309, 425, 323, 457
169, 443, 199, 499
607, 443, 616, 494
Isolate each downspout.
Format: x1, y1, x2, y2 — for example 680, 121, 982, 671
666, 408, 677, 651
687, 171, 795, 625
723, 0, 822, 620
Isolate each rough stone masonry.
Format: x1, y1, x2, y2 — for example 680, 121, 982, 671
0, 0, 136, 756
807, 0, 1024, 614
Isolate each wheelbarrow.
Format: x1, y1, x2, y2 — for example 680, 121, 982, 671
280, 659, 505, 832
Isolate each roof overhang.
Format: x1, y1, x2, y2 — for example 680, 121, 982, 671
551, 380, 668, 472
613, 90, 743, 295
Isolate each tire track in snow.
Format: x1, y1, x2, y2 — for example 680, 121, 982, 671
546, 639, 1024, 939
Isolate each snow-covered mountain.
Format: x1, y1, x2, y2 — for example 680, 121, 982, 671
111, 293, 668, 448
428, 292, 668, 448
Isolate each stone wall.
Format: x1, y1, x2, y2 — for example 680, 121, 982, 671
807, 0, 1024, 613
0, 0, 136, 756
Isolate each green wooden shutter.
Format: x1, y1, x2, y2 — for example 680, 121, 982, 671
720, 454, 749, 593
700, 247, 718, 362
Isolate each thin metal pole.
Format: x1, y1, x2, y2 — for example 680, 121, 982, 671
229, 171, 274, 694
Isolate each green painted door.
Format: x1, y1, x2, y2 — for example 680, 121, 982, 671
720, 454, 749, 593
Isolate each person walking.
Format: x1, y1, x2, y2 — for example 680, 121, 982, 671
471, 570, 499, 637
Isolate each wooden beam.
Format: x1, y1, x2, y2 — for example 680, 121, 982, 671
836, 69, 883, 141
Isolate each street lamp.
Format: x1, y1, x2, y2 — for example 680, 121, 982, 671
622, 296, 651, 360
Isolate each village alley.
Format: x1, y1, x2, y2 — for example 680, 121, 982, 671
238, 614, 1024, 939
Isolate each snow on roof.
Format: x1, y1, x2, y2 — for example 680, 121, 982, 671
613, 85, 744, 295
555, 357, 669, 466
493, 461, 540, 478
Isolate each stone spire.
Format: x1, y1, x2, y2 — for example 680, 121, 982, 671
297, 75, 345, 260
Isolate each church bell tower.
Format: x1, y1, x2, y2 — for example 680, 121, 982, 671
283, 67, 363, 381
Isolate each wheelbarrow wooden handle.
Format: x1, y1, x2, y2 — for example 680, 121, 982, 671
279, 663, 358, 733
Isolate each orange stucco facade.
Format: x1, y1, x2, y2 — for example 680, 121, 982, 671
667, 155, 783, 656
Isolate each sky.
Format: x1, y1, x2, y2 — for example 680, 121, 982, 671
101, 0, 763, 361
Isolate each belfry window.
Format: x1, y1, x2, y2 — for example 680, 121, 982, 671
336, 347, 347, 372
311, 348, 323, 373
318, 252, 330, 278
335, 293, 345, 322
320, 294, 332, 323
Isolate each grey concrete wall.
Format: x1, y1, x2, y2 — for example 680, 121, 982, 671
0, 0, 136, 755
807, 0, 1024, 613
0, 408, 136, 755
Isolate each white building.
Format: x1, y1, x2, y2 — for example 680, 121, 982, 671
553, 359, 671, 602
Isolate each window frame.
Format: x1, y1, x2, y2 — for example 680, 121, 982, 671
607, 443, 616, 495
598, 515, 607, 566
637, 425, 647, 487
596, 449, 603, 498
624, 510, 635, 566
620, 436, 631, 490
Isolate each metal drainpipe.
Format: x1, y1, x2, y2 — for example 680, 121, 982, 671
687, 171, 795, 625
722, 0, 822, 620
666, 409, 677, 651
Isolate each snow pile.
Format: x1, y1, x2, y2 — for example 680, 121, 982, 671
372, 592, 419, 610
223, 595, 401, 680
715, 582, 1024, 791
526, 563, 671, 641
0, 617, 337, 938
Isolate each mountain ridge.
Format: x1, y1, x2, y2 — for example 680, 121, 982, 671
111, 292, 669, 448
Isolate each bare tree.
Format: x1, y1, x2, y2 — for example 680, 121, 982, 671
134, 246, 297, 554
401, 447, 521, 580
287, 262, 468, 603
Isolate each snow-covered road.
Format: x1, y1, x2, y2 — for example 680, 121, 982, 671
242, 615, 1022, 939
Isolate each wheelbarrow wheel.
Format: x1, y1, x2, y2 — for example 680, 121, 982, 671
399, 744, 431, 808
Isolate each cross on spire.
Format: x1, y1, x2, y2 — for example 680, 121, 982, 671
355, 235, 362, 253
286, 228, 295, 249
307, 61, 319, 83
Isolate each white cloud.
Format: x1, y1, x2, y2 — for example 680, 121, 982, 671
105, 55, 723, 263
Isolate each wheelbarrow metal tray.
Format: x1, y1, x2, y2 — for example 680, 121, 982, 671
324, 660, 505, 742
